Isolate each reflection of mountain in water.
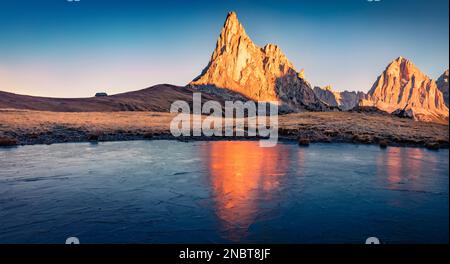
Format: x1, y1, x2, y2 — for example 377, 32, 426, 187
375, 147, 439, 199
201, 141, 292, 241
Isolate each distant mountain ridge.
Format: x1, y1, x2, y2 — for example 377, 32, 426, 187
359, 57, 448, 123
190, 11, 329, 112
313, 86, 366, 111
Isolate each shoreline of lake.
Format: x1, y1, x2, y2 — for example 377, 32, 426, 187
1, 110, 448, 149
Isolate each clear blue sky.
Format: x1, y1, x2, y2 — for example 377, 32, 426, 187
0, 0, 448, 97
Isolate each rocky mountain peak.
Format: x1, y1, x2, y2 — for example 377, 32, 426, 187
221, 11, 242, 36
385, 56, 426, 81
190, 11, 328, 111
360, 57, 448, 123
216, 12, 252, 50
225, 11, 239, 26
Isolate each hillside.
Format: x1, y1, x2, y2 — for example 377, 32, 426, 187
0, 84, 223, 112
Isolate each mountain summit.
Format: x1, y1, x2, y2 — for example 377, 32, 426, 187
190, 11, 328, 111
360, 57, 449, 123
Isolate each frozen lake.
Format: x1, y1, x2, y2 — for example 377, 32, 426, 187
0, 140, 448, 243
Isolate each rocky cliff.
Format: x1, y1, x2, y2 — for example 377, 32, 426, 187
313, 86, 340, 107
359, 57, 448, 123
437, 69, 449, 107
190, 11, 328, 112
313, 86, 366, 111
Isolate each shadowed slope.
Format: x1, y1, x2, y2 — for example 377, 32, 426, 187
0, 84, 224, 112
437, 69, 449, 107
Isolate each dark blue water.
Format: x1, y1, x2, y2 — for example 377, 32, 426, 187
0, 140, 448, 244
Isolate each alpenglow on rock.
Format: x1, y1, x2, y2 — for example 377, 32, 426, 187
190, 11, 329, 112
437, 69, 449, 107
313, 85, 366, 111
359, 57, 449, 123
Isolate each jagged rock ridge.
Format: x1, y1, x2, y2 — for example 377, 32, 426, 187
313, 85, 366, 111
437, 69, 449, 107
190, 11, 329, 112
359, 57, 449, 123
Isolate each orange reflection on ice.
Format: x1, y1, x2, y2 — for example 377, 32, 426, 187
376, 147, 427, 187
375, 147, 432, 208
386, 148, 403, 185
202, 141, 289, 241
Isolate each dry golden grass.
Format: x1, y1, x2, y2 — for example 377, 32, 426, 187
0, 109, 448, 148
0, 110, 175, 133
280, 112, 449, 145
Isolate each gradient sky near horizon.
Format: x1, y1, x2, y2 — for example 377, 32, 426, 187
0, 0, 448, 97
